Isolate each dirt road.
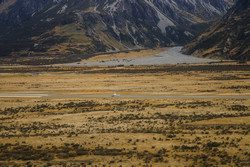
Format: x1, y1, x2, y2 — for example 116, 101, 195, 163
0, 93, 249, 99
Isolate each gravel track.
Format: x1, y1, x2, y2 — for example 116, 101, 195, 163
0, 93, 249, 99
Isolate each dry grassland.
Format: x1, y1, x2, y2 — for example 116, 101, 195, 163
0, 63, 249, 166
84, 48, 169, 62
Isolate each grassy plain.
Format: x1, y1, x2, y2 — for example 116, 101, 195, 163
0, 47, 169, 66
0, 63, 249, 166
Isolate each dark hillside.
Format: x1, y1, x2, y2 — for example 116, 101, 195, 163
183, 0, 250, 60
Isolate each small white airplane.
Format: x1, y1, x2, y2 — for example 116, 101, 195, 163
112, 93, 120, 97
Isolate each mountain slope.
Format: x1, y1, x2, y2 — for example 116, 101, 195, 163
183, 0, 249, 60
0, 0, 235, 60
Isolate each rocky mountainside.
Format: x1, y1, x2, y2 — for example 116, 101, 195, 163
0, 0, 235, 58
183, 0, 249, 60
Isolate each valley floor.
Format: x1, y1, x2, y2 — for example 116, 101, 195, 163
58, 47, 220, 66
0, 63, 249, 166
0, 47, 220, 66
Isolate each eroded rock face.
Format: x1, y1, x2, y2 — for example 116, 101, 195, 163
0, 0, 235, 57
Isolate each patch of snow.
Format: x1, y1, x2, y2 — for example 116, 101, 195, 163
145, 0, 175, 34
244, 31, 250, 35
53, 0, 62, 3
45, 5, 57, 13
104, 0, 122, 15
200, 1, 222, 15
163, 0, 179, 10
46, 18, 54, 22
183, 16, 197, 24
31, 12, 36, 17
34, 43, 39, 47
75, 11, 84, 23
184, 31, 194, 37
112, 23, 120, 38
110, 22, 131, 50
185, 0, 197, 6
94, 4, 99, 12
125, 23, 141, 48
57, 4, 68, 14
131, 26, 137, 34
